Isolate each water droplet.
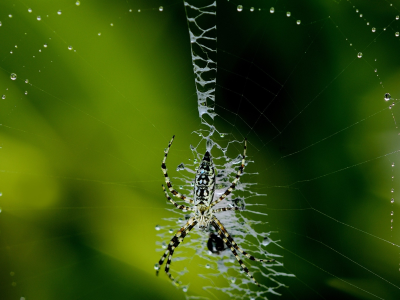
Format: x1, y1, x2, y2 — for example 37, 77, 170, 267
231, 277, 236, 283
391, 188, 394, 193
154, 263, 159, 270
391, 211, 394, 216
138, 9, 141, 12
75, 1, 80, 6
68, 45, 73, 50
384, 93, 391, 101
0, 192, 2, 196
110, 23, 113, 26
8, 14, 12, 18
391, 198, 395, 203
205, 264, 211, 269
1, 95, 5, 100
360, 14, 363, 17
24, 91, 28, 95
28, 8, 32, 13
357, 52, 362, 58
57, 10, 62, 15
182, 286, 188, 292
262, 237, 271, 246
220, 133, 225, 137
176, 163, 185, 171
237, 5, 243, 12
98, 32, 101, 36
129, 9, 132, 13
372, 27, 376, 32
296, 20, 301, 25
36, 16, 41, 21
43, 43, 47, 48
374, 69, 377, 72
25, 79, 29, 83
155, 225, 160, 231
159, 6, 163, 12
10, 73, 17, 80
169, 228, 173, 234
286, 11, 291, 17
161, 242, 167, 249
384, 27, 387, 31
355, 9, 359, 13
0, 207, 2, 213
392, 162, 395, 167
0, 21, 2, 26
270, 7, 274, 13
397, 15, 400, 20
250, 7, 254, 12
396, 32, 399, 37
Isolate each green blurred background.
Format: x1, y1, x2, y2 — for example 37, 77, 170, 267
0, 0, 399, 299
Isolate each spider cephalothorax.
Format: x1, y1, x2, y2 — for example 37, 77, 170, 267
156, 135, 274, 286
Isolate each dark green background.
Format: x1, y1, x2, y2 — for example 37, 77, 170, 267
0, 0, 399, 299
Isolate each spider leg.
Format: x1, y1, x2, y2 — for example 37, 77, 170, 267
213, 207, 242, 213
156, 217, 197, 285
211, 219, 260, 286
210, 138, 247, 208
162, 135, 194, 205
162, 185, 193, 211
213, 216, 275, 263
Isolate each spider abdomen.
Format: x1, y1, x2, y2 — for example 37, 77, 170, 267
194, 151, 216, 205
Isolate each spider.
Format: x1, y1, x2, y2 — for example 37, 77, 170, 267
155, 135, 274, 286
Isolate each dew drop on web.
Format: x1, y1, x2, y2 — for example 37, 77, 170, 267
262, 236, 272, 246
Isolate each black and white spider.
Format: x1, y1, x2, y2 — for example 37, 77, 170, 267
155, 135, 274, 286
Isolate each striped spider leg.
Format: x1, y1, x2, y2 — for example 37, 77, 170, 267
156, 217, 197, 285
209, 138, 247, 208
211, 216, 275, 286
161, 135, 195, 205
157, 136, 272, 285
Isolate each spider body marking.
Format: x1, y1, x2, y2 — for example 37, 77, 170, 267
156, 135, 274, 286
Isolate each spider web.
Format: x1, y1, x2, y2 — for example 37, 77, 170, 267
0, 1, 399, 300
